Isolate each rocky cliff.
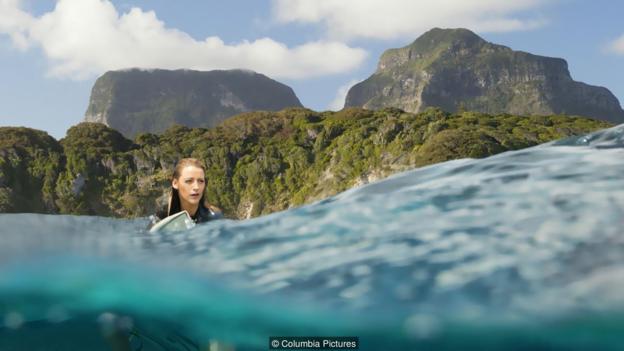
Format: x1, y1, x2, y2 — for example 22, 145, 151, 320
84, 69, 303, 138
0, 108, 611, 218
345, 28, 624, 124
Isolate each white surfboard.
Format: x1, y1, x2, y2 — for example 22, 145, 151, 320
149, 210, 195, 233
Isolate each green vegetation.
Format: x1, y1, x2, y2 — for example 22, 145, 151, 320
0, 127, 63, 212
0, 108, 611, 218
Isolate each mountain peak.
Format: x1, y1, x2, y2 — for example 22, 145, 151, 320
377, 28, 501, 73
347, 28, 624, 124
411, 27, 486, 50
83, 69, 303, 138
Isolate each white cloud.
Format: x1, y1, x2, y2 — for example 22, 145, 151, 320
272, 0, 549, 41
328, 79, 361, 111
0, 0, 367, 80
607, 34, 624, 55
0, 0, 34, 49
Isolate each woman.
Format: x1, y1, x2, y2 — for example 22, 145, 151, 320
150, 158, 223, 228
117, 159, 224, 349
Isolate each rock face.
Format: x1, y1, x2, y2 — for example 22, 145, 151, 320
84, 69, 303, 138
345, 28, 624, 124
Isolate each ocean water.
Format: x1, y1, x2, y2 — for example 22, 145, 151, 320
1, 124, 624, 350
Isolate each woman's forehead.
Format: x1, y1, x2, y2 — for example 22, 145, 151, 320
179, 165, 205, 177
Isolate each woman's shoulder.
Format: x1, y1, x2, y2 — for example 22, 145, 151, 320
198, 203, 224, 222
205, 203, 223, 216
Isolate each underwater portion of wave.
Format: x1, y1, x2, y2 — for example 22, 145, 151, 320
1, 124, 623, 350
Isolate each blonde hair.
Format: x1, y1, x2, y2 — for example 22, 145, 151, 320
166, 158, 220, 216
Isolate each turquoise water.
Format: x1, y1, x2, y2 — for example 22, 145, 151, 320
1, 124, 624, 350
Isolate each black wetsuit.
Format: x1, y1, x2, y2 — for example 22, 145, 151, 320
188, 204, 223, 223
156, 204, 222, 223
149, 204, 223, 230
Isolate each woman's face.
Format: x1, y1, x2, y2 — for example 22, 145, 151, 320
172, 165, 206, 207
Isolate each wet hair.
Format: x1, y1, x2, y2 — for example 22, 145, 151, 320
167, 158, 220, 216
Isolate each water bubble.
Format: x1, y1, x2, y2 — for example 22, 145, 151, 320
4, 311, 24, 329
404, 313, 441, 339
97, 311, 135, 338
97, 312, 117, 337
46, 305, 69, 323
351, 264, 371, 276
97, 312, 116, 324
325, 275, 344, 288
209, 339, 235, 351
117, 315, 134, 332
394, 283, 413, 300
339, 281, 370, 299
411, 269, 428, 281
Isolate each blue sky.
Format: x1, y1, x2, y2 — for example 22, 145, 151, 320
1, 0, 623, 139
